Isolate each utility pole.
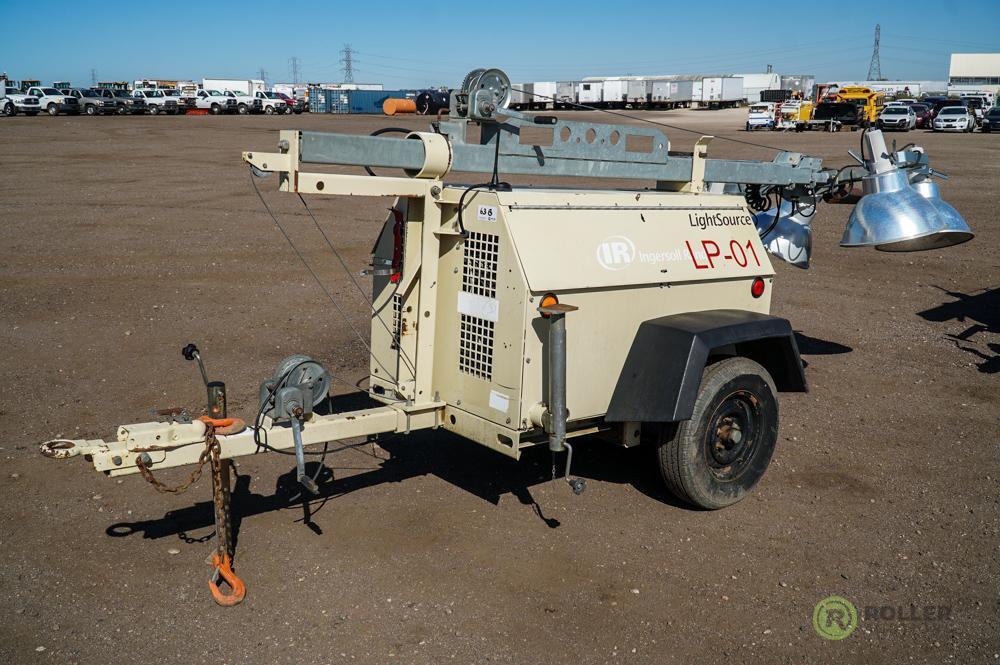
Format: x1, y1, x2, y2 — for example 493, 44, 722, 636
340, 44, 355, 83
289, 56, 300, 85
867, 24, 882, 81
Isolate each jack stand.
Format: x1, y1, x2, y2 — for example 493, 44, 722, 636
539, 301, 585, 495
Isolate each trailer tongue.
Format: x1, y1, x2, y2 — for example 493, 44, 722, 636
40, 67, 972, 606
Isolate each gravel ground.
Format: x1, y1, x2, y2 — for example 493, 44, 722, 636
0, 108, 997, 664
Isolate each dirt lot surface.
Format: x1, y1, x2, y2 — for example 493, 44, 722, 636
1, 108, 997, 664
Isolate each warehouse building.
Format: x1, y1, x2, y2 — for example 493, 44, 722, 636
948, 53, 1000, 94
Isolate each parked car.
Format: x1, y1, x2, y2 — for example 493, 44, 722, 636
161, 88, 186, 113
910, 103, 933, 129
253, 90, 288, 114
980, 106, 1000, 133
3, 86, 41, 115
962, 96, 986, 124
877, 105, 916, 131
932, 106, 975, 132
927, 97, 967, 120
274, 91, 305, 114
92, 88, 146, 115
220, 89, 260, 114
26, 86, 80, 116
183, 88, 238, 114
132, 89, 180, 115
58, 88, 116, 115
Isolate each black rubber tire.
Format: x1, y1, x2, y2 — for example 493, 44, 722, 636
47, 104, 59, 116
85, 104, 97, 116
237, 103, 248, 115
210, 103, 221, 115
3, 102, 14, 117
117, 104, 127, 115
655, 357, 778, 509
149, 105, 159, 115
264, 105, 274, 115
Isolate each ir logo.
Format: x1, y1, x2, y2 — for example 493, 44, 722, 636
597, 236, 635, 271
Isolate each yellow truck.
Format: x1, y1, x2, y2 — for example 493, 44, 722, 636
776, 100, 814, 130
834, 86, 884, 125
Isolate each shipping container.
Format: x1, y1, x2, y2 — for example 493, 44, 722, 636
577, 80, 603, 105
307, 89, 416, 114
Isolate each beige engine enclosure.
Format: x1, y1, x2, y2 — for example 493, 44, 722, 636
369, 185, 774, 458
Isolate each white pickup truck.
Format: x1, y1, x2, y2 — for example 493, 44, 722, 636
220, 89, 260, 114
26, 86, 80, 116
3, 85, 42, 116
131, 89, 180, 115
183, 88, 239, 114
253, 90, 287, 114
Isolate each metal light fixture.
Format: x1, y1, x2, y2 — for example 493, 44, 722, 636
753, 200, 813, 269
840, 130, 973, 252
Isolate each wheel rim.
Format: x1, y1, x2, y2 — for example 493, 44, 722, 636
703, 390, 761, 482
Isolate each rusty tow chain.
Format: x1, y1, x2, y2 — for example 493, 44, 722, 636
135, 423, 219, 494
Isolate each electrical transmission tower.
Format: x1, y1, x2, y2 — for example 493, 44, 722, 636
340, 44, 355, 83
289, 56, 300, 84
867, 24, 882, 81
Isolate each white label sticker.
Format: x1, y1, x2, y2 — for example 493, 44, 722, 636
489, 390, 510, 414
457, 291, 499, 322
476, 205, 497, 222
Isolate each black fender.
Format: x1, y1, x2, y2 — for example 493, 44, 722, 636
606, 309, 807, 423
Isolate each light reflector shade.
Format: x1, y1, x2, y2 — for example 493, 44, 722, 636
841, 170, 966, 252
753, 200, 812, 268
879, 180, 975, 252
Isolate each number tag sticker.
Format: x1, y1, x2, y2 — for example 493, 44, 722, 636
476, 205, 497, 222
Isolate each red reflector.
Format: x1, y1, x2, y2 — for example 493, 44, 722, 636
751, 277, 766, 298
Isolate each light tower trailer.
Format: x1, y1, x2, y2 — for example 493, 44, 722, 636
41, 68, 972, 605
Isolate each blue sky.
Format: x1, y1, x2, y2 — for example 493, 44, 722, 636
2, 1, 998, 88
